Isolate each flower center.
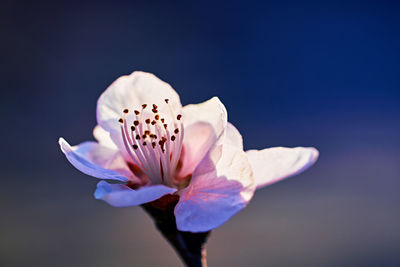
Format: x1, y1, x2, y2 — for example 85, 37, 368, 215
118, 99, 184, 187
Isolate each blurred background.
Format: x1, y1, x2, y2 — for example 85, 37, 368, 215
2, 0, 400, 266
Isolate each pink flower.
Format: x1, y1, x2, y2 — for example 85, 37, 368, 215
59, 71, 318, 232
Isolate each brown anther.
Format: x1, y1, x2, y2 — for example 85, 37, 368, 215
134, 110, 140, 115
143, 141, 147, 146
163, 124, 168, 129
174, 128, 179, 134
152, 142, 156, 148
118, 118, 124, 123
142, 134, 147, 139
162, 137, 167, 142
123, 109, 129, 114
132, 144, 138, 150
144, 130, 150, 135
158, 140, 165, 152
134, 120, 139, 126
151, 120, 156, 125
131, 126, 136, 131
155, 114, 160, 120
153, 104, 158, 109
171, 135, 176, 141
165, 99, 169, 103
135, 134, 140, 140
145, 118, 151, 124
152, 109, 158, 113
152, 134, 157, 139
161, 118, 165, 123
142, 104, 147, 109
177, 114, 182, 120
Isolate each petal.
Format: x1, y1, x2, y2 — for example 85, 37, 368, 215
182, 96, 227, 138
94, 181, 177, 207
178, 122, 216, 177
59, 137, 136, 182
93, 125, 117, 150
179, 97, 228, 177
175, 144, 255, 232
246, 147, 319, 189
97, 71, 182, 134
225, 122, 243, 150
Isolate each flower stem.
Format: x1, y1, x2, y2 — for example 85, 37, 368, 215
155, 223, 209, 267
141, 195, 210, 267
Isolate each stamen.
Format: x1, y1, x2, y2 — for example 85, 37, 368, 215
118, 101, 184, 187
120, 123, 144, 173
158, 140, 164, 153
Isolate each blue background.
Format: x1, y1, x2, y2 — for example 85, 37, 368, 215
2, 1, 400, 266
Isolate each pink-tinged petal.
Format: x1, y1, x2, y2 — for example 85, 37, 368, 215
94, 181, 177, 207
92, 126, 138, 178
246, 147, 319, 189
179, 121, 242, 178
93, 125, 117, 150
175, 144, 255, 232
179, 97, 228, 177
97, 71, 182, 134
59, 137, 135, 182
178, 122, 216, 177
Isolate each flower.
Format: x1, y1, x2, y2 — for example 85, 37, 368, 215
59, 71, 318, 233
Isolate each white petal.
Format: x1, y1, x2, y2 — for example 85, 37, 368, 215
225, 122, 243, 150
246, 147, 319, 189
175, 144, 255, 232
94, 181, 177, 207
93, 125, 117, 150
179, 97, 228, 177
59, 138, 136, 182
182, 96, 227, 138
97, 71, 182, 134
